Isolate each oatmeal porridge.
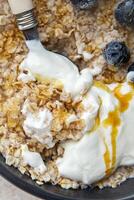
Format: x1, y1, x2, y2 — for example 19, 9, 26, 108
0, 0, 134, 190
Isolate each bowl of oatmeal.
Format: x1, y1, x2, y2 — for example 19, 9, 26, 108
1, 0, 134, 199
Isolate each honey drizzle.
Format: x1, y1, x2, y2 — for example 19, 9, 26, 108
94, 81, 111, 93
94, 81, 117, 174
90, 82, 134, 175
103, 107, 121, 174
113, 84, 134, 113
103, 139, 111, 176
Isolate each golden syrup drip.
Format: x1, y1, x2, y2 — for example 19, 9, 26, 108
114, 85, 134, 113
88, 115, 100, 134
93, 115, 100, 131
94, 81, 134, 175
103, 107, 121, 174
103, 140, 111, 176
94, 81, 111, 93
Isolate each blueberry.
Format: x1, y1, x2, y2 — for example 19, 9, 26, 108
115, 0, 134, 28
70, 0, 98, 10
127, 63, 134, 83
103, 41, 130, 66
128, 63, 134, 72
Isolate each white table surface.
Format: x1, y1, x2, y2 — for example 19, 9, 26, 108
0, 176, 42, 200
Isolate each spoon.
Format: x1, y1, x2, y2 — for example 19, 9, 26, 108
7, 0, 93, 98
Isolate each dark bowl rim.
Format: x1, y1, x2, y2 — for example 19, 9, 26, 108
1, 155, 134, 200
0, 156, 70, 200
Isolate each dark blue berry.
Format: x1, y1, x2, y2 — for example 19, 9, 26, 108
103, 41, 130, 66
71, 0, 98, 10
127, 63, 134, 82
128, 63, 134, 72
115, 0, 134, 28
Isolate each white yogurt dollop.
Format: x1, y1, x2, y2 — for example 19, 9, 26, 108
21, 145, 46, 174
56, 83, 134, 185
56, 133, 106, 184
19, 40, 93, 98
80, 89, 100, 132
22, 101, 54, 148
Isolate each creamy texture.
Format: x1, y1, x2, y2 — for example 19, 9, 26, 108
56, 82, 134, 185
57, 134, 106, 184
22, 101, 54, 148
21, 145, 46, 174
80, 89, 100, 132
19, 40, 93, 98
